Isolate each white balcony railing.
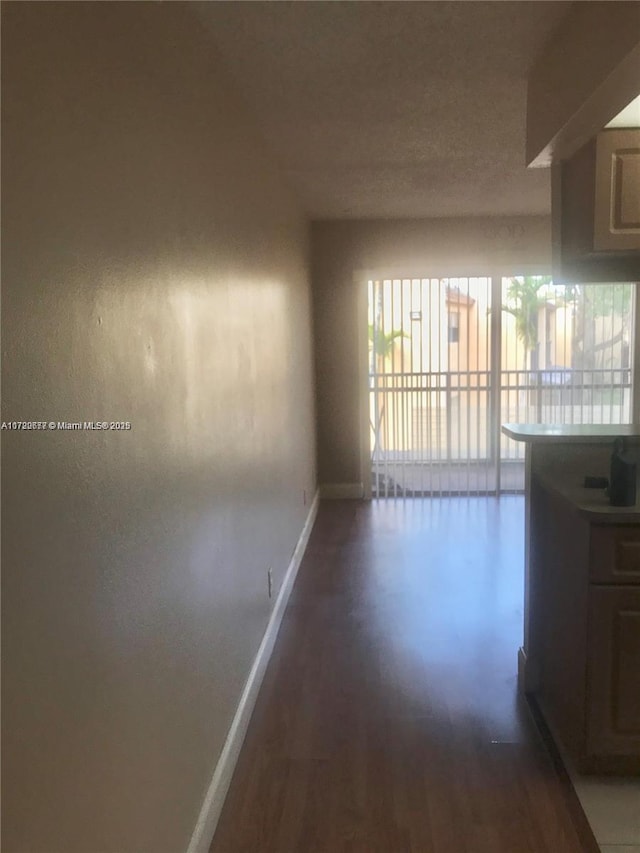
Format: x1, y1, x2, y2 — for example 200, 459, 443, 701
370, 367, 632, 496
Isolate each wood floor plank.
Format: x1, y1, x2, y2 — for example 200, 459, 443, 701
210, 498, 599, 853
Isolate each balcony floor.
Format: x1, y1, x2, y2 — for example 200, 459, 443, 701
371, 459, 525, 496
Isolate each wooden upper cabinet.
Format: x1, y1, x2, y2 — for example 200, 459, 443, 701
552, 128, 640, 282
594, 129, 640, 252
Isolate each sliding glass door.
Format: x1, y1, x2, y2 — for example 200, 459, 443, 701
368, 277, 636, 497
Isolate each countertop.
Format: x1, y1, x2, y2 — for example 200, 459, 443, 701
502, 424, 640, 444
534, 471, 640, 522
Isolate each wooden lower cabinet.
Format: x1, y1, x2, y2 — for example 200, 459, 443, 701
531, 477, 640, 774
587, 586, 640, 763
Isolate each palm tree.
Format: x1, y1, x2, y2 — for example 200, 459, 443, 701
368, 323, 409, 455
501, 275, 552, 370
368, 324, 407, 371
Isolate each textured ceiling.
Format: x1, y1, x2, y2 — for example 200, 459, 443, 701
200, 1, 573, 219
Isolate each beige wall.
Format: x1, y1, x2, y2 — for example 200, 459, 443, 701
1, 4, 315, 852
311, 217, 551, 485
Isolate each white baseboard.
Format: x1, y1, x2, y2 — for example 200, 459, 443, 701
517, 645, 540, 694
186, 491, 320, 853
517, 646, 528, 694
319, 482, 364, 499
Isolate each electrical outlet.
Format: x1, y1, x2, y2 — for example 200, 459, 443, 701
267, 568, 273, 599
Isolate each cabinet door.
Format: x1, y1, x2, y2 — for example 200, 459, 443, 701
587, 586, 640, 764
593, 129, 640, 252
590, 525, 640, 584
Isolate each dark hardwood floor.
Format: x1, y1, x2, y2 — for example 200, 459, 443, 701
210, 498, 598, 853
